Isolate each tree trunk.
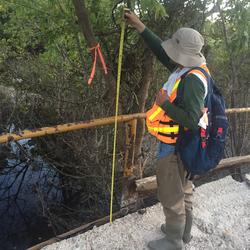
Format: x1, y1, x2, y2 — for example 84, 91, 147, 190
72, 0, 121, 112
72, 0, 125, 151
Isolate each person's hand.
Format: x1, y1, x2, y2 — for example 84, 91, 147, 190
124, 10, 145, 33
155, 89, 169, 106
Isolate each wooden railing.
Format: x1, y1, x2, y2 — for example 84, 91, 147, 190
1, 107, 250, 179
1, 107, 250, 144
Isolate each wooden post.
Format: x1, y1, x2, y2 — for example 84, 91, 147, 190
121, 119, 140, 208
123, 119, 137, 177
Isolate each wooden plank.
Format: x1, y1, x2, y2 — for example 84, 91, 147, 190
135, 176, 157, 193
135, 155, 250, 193
215, 155, 250, 169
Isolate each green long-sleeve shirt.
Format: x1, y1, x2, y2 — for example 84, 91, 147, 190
141, 27, 205, 130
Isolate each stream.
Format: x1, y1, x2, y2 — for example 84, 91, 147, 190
0, 136, 61, 250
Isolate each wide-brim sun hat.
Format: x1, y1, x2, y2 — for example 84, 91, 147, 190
161, 27, 206, 67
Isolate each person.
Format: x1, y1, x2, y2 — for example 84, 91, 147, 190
125, 11, 210, 250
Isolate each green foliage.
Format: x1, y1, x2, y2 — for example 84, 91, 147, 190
0, 0, 85, 74
204, 0, 250, 85
139, 0, 168, 19
224, 0, 249, 56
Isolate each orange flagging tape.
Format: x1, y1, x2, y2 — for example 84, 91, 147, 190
88, 43, 108, 85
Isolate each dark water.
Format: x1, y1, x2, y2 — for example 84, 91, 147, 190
0, 139, 61, 250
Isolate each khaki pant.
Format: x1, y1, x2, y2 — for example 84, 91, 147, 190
156, 152, 193, 228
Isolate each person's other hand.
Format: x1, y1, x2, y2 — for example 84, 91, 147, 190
155, 89, 169, 106
124, 10, 145, 33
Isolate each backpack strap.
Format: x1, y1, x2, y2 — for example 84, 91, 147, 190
183, 67, 213, 106
190, 67, 213, 107
189, 70, 207, 98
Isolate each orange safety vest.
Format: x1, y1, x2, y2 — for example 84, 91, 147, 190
146, 65, 209, 144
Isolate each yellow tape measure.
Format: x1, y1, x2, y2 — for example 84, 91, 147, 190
109, 14, 126, 224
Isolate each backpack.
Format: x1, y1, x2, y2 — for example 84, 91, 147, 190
176, 67, 229, 178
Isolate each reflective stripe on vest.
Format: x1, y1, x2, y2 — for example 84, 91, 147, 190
169, 78, 181, 102
147, 126, 179, 133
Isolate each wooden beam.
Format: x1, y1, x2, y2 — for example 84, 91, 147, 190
226, 107, 250, 113
0, 107, 250, 144
135, 175, 157, 194
214, 155, 250, 170
0, 113, 145, 144
135, 155, 250, 193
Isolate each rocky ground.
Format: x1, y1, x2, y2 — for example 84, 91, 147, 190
43, 176, 250, 250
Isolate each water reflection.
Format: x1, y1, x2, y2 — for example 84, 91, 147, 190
0, 137, 61, 250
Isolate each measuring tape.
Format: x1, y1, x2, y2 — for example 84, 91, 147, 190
109, 14, 126, 224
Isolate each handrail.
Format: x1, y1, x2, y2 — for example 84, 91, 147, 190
0, 113, 145, 144
0, 107, 250, 144
224, 107, 250, 113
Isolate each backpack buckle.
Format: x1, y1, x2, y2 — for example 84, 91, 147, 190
217, 127, 223, 134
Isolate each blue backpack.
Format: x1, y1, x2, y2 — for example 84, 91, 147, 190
176, 67, 229, 177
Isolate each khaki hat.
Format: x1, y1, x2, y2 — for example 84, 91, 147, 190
161, 27, 206, 67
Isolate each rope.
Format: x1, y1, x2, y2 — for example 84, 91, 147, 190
109, 16, 126, 224
88, 43, 108, 85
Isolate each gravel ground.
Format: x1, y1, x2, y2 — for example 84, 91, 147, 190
43, 176, 250, 250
